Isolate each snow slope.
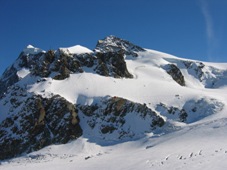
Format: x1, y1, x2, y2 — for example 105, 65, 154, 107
59, 45, 93, 55
23, 45, 45, 55
1, 39, 227, 169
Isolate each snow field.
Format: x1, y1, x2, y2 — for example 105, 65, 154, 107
1, 48, 227, 170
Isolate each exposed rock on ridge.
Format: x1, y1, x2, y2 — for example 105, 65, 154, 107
95, 35, 145, 57
0, 36, 141, 96
79, 96, 165, 140
164, 64, 185, 86
95, 51, 133, 78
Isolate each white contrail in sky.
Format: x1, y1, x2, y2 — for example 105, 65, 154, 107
200, 0, 214, 41
199, 0, 218, 61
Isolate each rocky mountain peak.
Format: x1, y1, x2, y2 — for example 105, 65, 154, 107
95, 35, 145, 56
0, 37, 137, 97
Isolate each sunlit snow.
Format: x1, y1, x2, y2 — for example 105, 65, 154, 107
17, 68, 30, 79
1, 48, 227, 170
59, 45, 93, 55
23, 45, 45, 55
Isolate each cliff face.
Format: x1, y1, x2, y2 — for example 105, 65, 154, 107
0, 92, 82, 160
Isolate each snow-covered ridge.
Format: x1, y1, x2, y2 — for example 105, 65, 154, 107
23, 45, 45, 55
59, 45, 93, 55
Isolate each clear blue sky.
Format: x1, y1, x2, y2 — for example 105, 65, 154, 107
0, 0, 227, 75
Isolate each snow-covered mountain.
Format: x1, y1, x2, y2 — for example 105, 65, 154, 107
1, 36, 227, 170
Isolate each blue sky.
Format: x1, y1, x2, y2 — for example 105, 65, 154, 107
0, 0, 227, 75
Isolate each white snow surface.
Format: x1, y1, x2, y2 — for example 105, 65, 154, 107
23, 45, 45, 55
1, 120, 227, 170
59, 45, 93, 55
16, 68, 30, 79
1, 49, 227, 170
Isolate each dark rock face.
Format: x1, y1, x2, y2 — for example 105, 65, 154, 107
51, 52, 84, 80
79, 96, 165, 140
75, 53, 95, 68
95, 51, 133, 78
19, 49, 84, 80
18, 51, 47, 77
164, 64, 185, 86
0, 94, 82, 160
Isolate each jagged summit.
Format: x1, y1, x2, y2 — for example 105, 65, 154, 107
0, 36, 139, 96
95, 35, 145, 56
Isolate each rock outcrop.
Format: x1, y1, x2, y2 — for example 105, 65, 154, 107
79, 96, 165, 140
164, 64, 185, 86
95, 51, 133, 78
95, 35, 145, 57
0, 93, 82, 160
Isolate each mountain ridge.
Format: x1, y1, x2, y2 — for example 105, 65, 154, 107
0, 36, 227, 166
